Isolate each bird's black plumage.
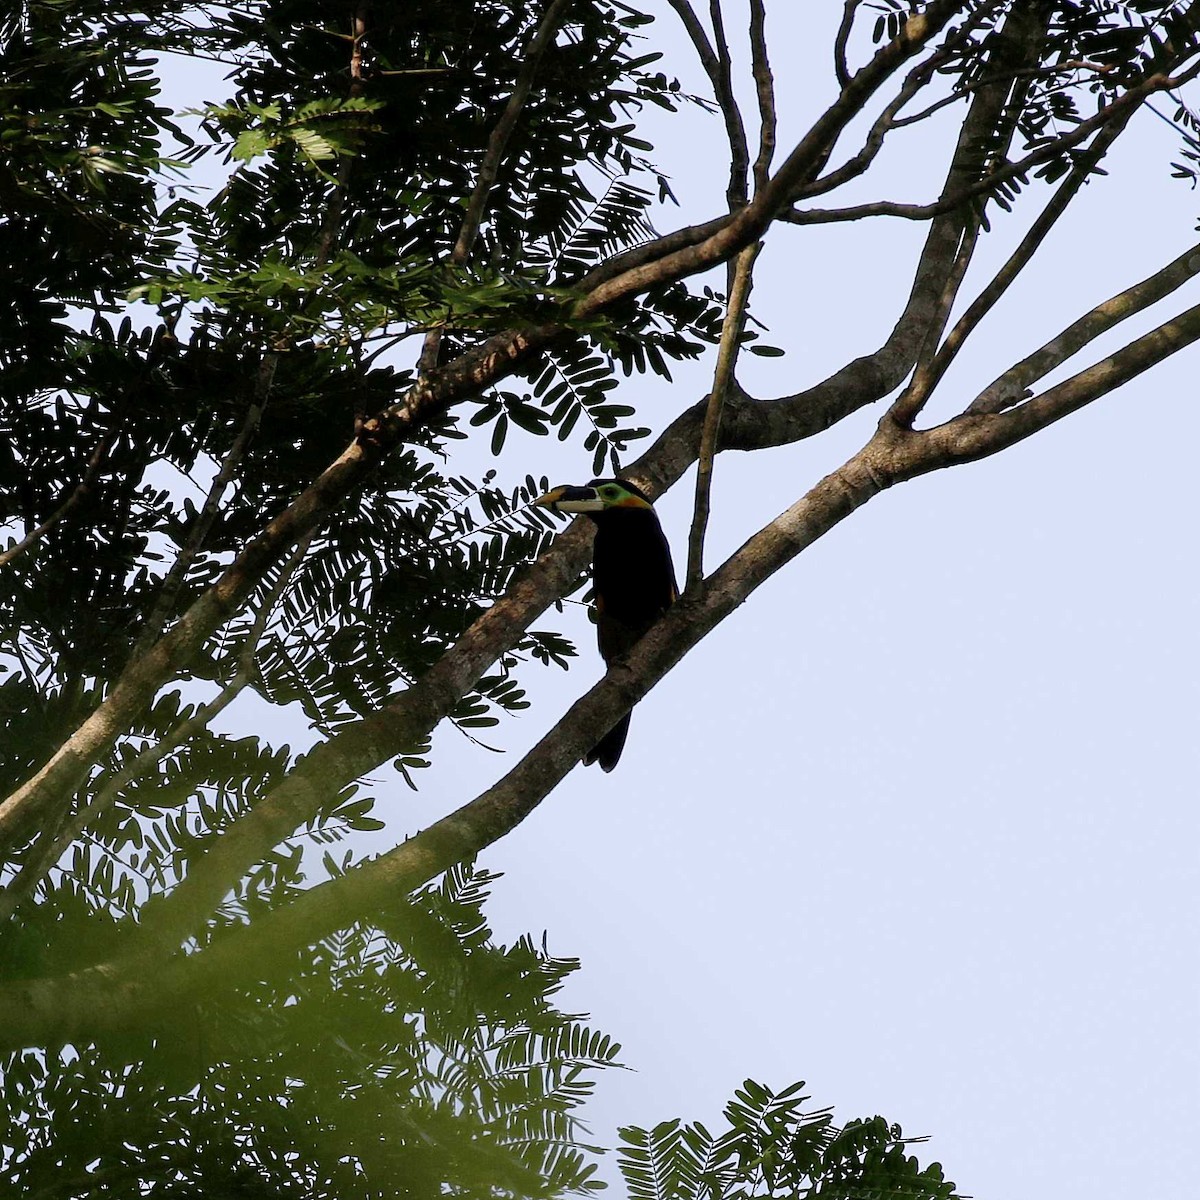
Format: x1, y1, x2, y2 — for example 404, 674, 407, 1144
535, 478, 677, 770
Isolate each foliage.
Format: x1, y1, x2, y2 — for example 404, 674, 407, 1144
1, 864, 618, 1196
618, 1080, 959, 1200
0, 0, 700, 1193
3, 0, 1200, 1196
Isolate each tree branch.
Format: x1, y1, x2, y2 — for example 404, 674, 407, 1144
888, 1, 1052, 427
834, 0, 860, 90
927, 299, 1200, 463
666, 0, 751, 210
748, 0, 775, 194
786, 56, 1200, 229
0, 429, 115, 571
0, 534, 313, 927
687, 240, 759, 589
917, 111, 1133, 405
796, 3, 1000, 205
965, 244, 1200, 417
128, 356, 274, 663
419, 0, 573, 374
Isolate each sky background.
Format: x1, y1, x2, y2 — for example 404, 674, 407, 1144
173, 3, 1199, 1196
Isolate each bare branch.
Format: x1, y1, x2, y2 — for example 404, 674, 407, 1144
667, 0, 751, 209
834, 0, 860, 89
709, 0, 749, 208
419, 0, 574, 375
965, 244, 1200, 417
787, 57, 1200, 229
0, 428, 115, 571
924, 112, 1134, 403
687, 241, 759, 589
748, 0, 776, 193
798, 3, 1000, 205
888, 1, 1053, 426
927, 299, 1200, 463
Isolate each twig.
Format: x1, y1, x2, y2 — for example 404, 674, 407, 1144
0, 430, 116, 571
890, 59, 1115, 129
418, 0, 574, 375
785, 57, 1200, 228
667, 0, 750, 209
926, 112, 1132, 401
686, 241, 759, 589
749, 0, 776, 194
795, 2, 1002, 204
834, 0, 860, 89
128, 355, 275, 663
708, 0, 749, 209
313, 4, 370, 269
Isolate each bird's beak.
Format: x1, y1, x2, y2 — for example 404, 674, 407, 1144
533, 484, 604, 514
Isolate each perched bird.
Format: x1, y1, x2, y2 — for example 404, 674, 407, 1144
535, 478, 678, 771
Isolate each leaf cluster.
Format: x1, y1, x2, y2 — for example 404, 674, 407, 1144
618, 1078, 960, 1200
0, 863, 617, 1197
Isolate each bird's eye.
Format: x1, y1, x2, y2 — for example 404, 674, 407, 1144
601, 485, 619, 498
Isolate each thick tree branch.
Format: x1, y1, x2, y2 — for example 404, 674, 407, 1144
926, 300, 1200, 462
0, 4, 964, 855
13, 278, 1200, 1047
889, 2, 1052, 426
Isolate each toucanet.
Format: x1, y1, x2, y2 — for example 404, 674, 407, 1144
535, 479, 677, 771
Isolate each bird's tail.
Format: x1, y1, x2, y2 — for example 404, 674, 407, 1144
585, 713, 630, 773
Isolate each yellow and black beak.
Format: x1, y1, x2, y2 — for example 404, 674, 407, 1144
534, 484, 605, 514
